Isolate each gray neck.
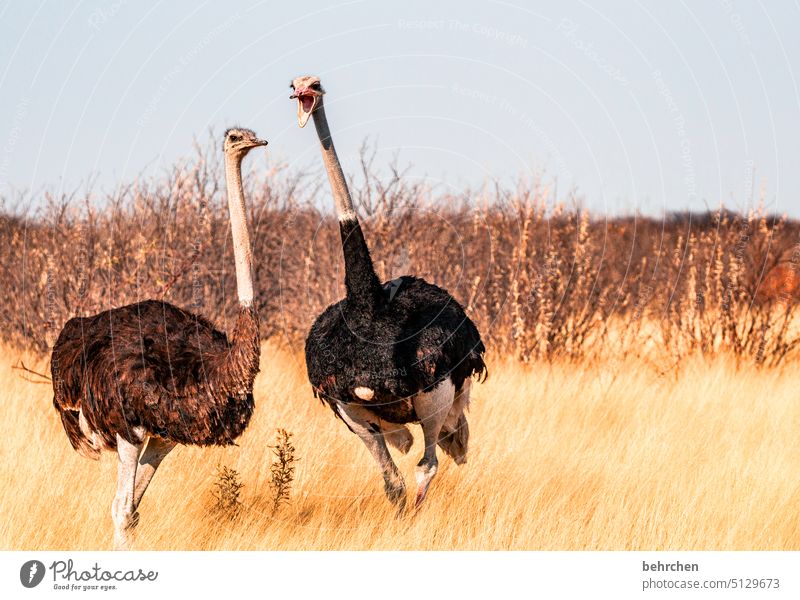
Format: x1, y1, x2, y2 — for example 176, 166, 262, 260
310, 97, 383, 309
224, 153, 255, 307
312, 98, 356, 221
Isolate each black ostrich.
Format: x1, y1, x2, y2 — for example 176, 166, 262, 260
51, 129, 267, 549
291, 76, 487, 510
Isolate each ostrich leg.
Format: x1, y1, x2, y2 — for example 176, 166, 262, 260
337, 403, 407, 512
412, 379, 455, 508
112, 435, 142, 550
132, 437, 177, 511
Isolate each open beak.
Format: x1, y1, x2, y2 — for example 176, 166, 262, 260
291, 89, 318, 128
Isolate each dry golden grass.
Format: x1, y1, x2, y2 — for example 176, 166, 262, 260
1, 340, 799, 551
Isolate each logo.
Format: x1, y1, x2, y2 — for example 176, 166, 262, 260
20, 560, 45, 588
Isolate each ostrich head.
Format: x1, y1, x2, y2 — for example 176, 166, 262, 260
290, 75, 324, 128
223, 128, 268, 158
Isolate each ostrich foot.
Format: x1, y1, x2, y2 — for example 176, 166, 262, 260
112, 512, 139, 550
114, 534, 132, 551
384, 479, 407, 515
414, 463, 438, 508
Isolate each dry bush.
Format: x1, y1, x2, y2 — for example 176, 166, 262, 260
2, 138, 800, 367
268, 428, 297, 517
212, 464, 244, 519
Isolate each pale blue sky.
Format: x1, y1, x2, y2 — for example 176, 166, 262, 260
1, 0, 798, 216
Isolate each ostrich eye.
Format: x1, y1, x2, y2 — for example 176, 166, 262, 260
230, 134, 241, 142
310, 82, 321, 90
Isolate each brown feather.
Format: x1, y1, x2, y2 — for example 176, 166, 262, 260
51, 299, 259, 452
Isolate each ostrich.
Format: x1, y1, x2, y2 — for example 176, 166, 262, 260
291, 76, 487, 510
51, 128, 267, 549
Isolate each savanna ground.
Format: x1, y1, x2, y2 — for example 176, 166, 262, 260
2, 142, 800, 549
2, 338, 799, 551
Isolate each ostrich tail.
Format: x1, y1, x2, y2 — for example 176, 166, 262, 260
462, 319, 488, 384
471, 350, 488, 383
438, 413, 469, 465
57, 408, 101, 460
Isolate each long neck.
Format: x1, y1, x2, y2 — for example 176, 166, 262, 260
311, 99, 382, 310
225, 153, 255, 307
220, 152, 260, 391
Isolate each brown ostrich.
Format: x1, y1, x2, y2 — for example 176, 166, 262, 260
51, 128, 267, 549
291, 75, 487, 511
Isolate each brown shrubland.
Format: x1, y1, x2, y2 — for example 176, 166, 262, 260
2, 141, 799, 366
